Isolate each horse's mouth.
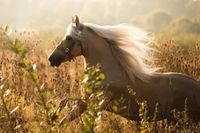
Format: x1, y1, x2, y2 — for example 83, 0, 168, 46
49, 61, 61, 67
49, 58, 74, 67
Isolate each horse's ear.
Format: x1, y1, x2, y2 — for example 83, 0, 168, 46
72, 15, 80, 28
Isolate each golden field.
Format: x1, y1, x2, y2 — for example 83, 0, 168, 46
1, 0, 200, 132
0, 27, 200, 133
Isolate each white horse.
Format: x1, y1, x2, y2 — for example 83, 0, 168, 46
49, 16, 200, 123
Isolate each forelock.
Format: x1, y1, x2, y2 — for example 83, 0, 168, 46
66, 23, 82, 40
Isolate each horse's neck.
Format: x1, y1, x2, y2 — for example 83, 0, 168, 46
82, 32, 132, 86
83, 38, 112, 66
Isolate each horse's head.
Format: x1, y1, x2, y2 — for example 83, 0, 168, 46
48, 15, 84, 67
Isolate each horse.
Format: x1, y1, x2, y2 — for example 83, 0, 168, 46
48, 15, 200, 123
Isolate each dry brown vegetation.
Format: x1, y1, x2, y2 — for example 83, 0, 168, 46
151, 40, 200, 81
0, 28, 200, 133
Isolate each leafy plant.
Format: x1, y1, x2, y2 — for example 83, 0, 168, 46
81, 65, 105, 133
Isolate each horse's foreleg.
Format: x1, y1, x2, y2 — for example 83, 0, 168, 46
59, 99, 87, 126
57, 90, 113, 126
98, 96, 112, 111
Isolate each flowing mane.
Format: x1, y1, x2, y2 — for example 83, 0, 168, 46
84, 23, 157, 82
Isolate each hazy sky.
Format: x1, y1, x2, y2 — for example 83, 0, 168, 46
0, 0, 197, 29
0, 0, 159, 28
0, 0, 83, 28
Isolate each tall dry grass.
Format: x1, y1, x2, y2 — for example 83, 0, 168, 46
0, 28, 200, 133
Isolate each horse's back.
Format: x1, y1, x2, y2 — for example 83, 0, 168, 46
161, 72, 200, 122
163, 72, 200, 97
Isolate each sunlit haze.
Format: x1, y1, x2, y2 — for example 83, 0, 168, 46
0, 0, 199, 30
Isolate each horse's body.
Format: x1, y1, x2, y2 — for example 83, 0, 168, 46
49, 16, 200, 123
117, 73, 200, 121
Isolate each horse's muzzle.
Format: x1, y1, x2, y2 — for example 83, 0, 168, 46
48, 56, 61, 67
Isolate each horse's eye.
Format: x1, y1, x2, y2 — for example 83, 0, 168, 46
65, 48, 69, 53
66, 36, 72, 40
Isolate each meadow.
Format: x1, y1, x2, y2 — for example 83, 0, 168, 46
0, 25, 200, 133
